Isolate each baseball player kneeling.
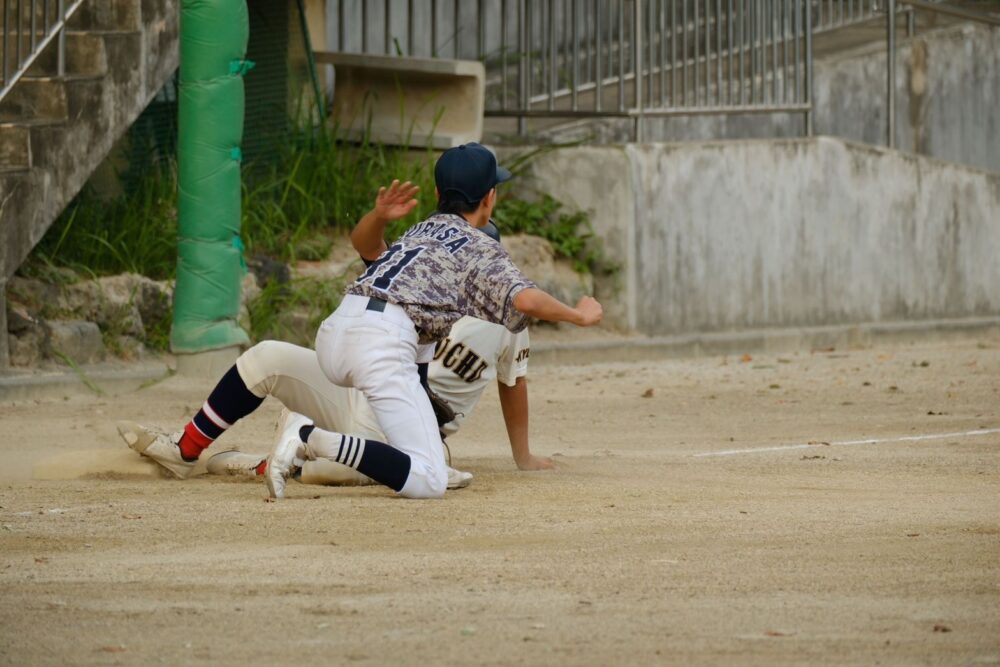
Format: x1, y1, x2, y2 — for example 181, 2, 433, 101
117, 143, 601, 500
200, 211, 549, 490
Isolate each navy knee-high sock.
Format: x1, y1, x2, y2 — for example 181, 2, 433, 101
179, 365, 264, 460
299, 425, 412, 492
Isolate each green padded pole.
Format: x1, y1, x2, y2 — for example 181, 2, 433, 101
170, 0, 252, 353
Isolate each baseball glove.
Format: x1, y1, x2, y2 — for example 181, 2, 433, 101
425, 386, 457, 428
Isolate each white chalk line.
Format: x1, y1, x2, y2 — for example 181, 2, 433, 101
693, 428, 1000, 458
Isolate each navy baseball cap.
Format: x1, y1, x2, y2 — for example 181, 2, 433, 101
435, 143, 512, 204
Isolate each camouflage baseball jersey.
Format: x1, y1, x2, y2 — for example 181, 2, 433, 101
346, 213, 536, 343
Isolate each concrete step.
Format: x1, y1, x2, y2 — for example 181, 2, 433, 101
68, 0, 142, 32
0, 77, 67, 123
0, 118, 72, 171
0, 31, 139, 161
0, 123, 31, 170
25, 32, 109, 78
4, 2, 59, 25
20, 76, 106, 169
0, 170, 34, 275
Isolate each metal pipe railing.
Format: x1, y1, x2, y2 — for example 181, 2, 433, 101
324, 0, 997, 142
0, 0, 84, 104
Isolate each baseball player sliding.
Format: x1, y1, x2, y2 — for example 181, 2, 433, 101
200, 303, 539, 490
118, 143, 602, 500
194, 212, 550, 490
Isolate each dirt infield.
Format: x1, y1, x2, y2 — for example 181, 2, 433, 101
1, 336, 998, 666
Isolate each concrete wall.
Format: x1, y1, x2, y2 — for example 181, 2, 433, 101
558, 24, 1000, 176
517, 137, 1000, 335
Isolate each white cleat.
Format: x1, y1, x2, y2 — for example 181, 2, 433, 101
265, 410, 308, 499
116, 421, 195, 479
447, 467, 473, 490
206, 451, 265, 478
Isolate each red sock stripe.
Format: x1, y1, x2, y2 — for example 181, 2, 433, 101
180, 421, 214, 459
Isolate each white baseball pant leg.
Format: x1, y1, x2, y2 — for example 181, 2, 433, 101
314, 294, 448, 499
236, 340, 378, 485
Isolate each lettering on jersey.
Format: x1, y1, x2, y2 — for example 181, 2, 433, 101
434, 338, 451, 361
432, 337, 451, 360
515, 348, 530, 363
434, 337, 489, 383
442, 343, 466, 369
443, 236, 470, 254
436, 227, 458, 242
464, 361, 488, 383
403, 221, 470, 254
452, 351, 480, 378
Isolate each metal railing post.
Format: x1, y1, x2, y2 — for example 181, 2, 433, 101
805, 0, 813, 136
595, 0, 602, 112
338, 0, 345, 52
3, 0, 9, 85
407, 0, 414, 54
431, 0, 437, 56
518, 0, 527, 135
384, 0, 391, 54
547, 0, 555, 111
886, 0, 896, 147
634, 0, 643, 140
571, 0, 579, 111
501, 0, 509, 110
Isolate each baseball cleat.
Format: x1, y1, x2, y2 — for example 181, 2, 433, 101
446, 467, 473, 490
116, 421, 194, 479
265, 410, 307, 499
206, 451, 265, 478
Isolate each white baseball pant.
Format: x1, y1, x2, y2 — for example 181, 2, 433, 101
314, 294, 448, 499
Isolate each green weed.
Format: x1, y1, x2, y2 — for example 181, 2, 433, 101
245, 276, 346, 346
22, 124, 611, 351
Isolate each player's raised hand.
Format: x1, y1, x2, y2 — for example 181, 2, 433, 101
574, 296, 603, 327
374, 179, 420, 221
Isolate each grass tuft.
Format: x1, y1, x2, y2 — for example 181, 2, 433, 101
22, 125, 612, 347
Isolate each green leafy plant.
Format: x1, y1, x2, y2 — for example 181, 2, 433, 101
493, 193, 613, 276
25, 163, 178, 280
23, 121, 613, 351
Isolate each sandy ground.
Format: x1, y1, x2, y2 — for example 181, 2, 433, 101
1, 335, 998, 666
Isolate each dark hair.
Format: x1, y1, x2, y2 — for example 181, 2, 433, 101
436, 197, 481, 216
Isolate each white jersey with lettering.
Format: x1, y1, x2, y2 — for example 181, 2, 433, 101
341, 316, 530, 439
232, 318, 529, 487
429, 316, 530, 437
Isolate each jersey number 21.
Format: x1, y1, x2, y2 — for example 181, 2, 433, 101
360, 244, 426, 290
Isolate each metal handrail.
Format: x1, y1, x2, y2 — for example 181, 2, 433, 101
1, 0, 87, 105
325, 0, 996, 141
330, 1, 818, 138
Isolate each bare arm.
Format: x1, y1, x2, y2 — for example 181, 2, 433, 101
497, 377, 554, 471
350, 180, 420, 261
512, 288, 603, 327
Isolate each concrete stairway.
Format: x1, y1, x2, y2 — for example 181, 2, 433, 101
0, 0, 178, 367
